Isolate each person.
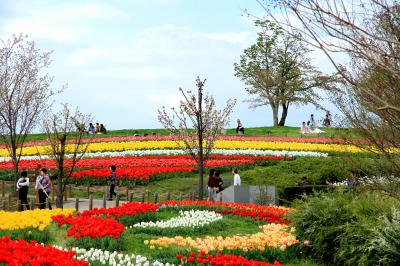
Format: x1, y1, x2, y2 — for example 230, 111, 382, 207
16, 171, 30, 211
232, 168, 241, 186
307, 114, 316, 130
215, 170, 224, 193
108, 165, 117, 200
100, 124, 107, 134
323, 111, 332, 128
35, 168, 52, 209
236, 119, 244, 135
300, 122, 310, 135
87, 123, 95, 134
207, 169, 218, 201
95, 123, 100, 133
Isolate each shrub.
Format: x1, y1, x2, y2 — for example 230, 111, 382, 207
369, 208, 400, 265
290, 188, 399, 265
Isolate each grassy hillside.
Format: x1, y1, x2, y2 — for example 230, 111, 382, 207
22, 126, 360, 142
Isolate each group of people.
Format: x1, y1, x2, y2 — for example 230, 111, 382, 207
300, 112, 332, 135
88, 122, 107, 134
16, 168, 53, 211
207, 168, 241, 201
16, 165, 118, 211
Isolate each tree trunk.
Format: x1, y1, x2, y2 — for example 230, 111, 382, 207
278, 102, 289, 126
271, 104, 279, 126
198, 158, 204, 200
12, 155, 19, 196
56, 167, 63, 208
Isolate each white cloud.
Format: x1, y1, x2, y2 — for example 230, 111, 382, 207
203, 32, 251, 45
89, 66, 180, 81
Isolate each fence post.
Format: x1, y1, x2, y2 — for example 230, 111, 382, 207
2, 199, 5, 210
1, 181, 4, 198
154, 192, 158, 203
17, 200, 21, 212
89, 195, 93, 210
103, 193, 107, 208
87, 185, 90, 198
75, 198, 79, 212
219, 192, 223, 203
167, 192, 171, 200
146, 190, 150, 202
8, 193, 11, 209
141, 192, 145, 203
51, 189, 55, 204
126, 187, 129, 198
116, 195, 120, 207
194, 192, 197, 200
179, 192, 183, 202
30, 197, 35, 210
128, 193, 133, 202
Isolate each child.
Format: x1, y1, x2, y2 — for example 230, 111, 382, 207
17, 171, 30, 211
108, 165, 117, 200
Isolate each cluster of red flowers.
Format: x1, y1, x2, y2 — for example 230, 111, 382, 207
0, 236, 88, 266
71, 166, 194, 180
79, 202, 158, 218
176, 251, 283, 265
160, 200, 291, 224
52, 214, 124, 239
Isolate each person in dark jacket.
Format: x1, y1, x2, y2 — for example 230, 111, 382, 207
108, 165, 117, 200
17, 171, 30, 211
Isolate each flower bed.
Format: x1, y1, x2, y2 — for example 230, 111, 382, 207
160, 200, 292, 224
0, 236, 88, 266
131, 210, 222, 229
176, 251, 283, 265
147, 223, 299, 253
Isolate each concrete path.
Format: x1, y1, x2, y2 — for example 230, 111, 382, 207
62, 198, 128, 211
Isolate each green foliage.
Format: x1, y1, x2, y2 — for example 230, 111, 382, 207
369, 208, 400, 265
290, 189, 400, 265
0, 227, 51, 244
67, 235, 123, 251
116, 212, 157, 226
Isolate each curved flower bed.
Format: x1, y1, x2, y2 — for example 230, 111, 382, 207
52, 215, 125, 239
0, 236, 88, 266
80, 202, 158, 218
0, 208, 75, 231
160, 200, 292, 224
0, 139, 364, 157
147, 223, 299, 253
176, 251, 283, 265
131, 210, 222, 229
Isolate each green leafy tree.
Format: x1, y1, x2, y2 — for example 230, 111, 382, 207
234, 20, 333, 126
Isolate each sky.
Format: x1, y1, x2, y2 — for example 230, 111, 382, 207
0, 0, 338, 130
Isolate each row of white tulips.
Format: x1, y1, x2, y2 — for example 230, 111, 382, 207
53, 246, 176, 266
0, 149, 328, 161
130, 210, 222, 229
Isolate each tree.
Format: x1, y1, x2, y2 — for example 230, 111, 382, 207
234, 20, 333, 126
0, 34, 58, 181
158, 77, 236, 199
43, 104, 93, 208
260, 0, 400, 197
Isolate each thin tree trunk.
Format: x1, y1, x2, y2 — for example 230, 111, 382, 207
198, 158, 204, 200
56, 166, 63, 208
278, 102, 289, 126
271, 104, 279, 126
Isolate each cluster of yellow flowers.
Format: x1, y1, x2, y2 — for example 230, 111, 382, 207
0, 208, 75, 231
0, 140, 365, 157
146, 223, 299, 253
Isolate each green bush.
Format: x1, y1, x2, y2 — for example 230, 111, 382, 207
290, 188, 400, 265
369, 208, 400, 266
0, 228, 51, 244
67, 234, 123, 251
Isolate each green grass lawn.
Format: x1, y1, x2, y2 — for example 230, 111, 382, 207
19, 126, 361, 142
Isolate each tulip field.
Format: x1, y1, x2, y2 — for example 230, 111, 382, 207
0, 131, 372, 265
0, 201, 299, 265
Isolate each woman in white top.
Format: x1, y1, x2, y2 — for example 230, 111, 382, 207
232, 168, 241, 186
16, 171, 30, 211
